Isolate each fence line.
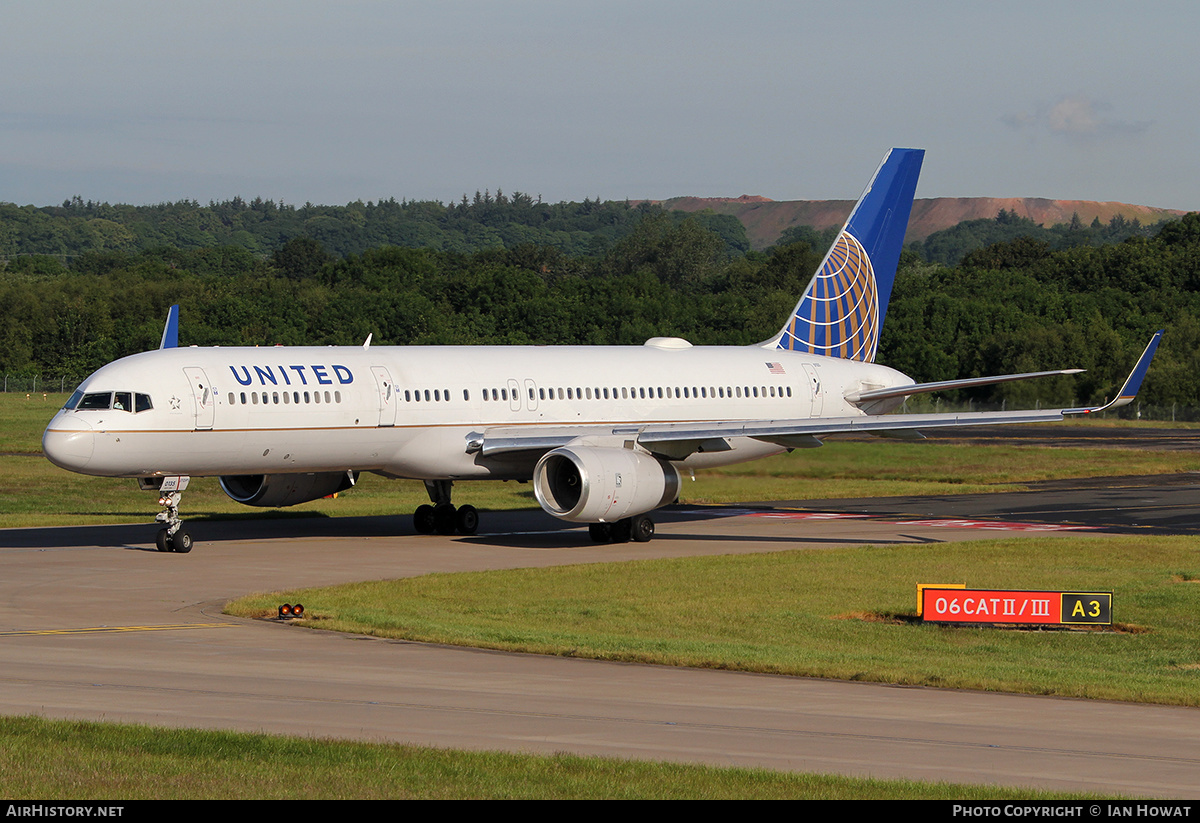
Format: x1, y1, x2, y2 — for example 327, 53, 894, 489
901, 395, 1200, 423
2, 375, 83, 394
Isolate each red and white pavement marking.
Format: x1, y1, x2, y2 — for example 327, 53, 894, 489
740, 511, 1098, 531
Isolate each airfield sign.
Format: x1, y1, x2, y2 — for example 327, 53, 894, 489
921, 588, 1112, 626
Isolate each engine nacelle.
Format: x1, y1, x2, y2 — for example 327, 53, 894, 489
533, 446, 681, 523
219, 471, 358, 508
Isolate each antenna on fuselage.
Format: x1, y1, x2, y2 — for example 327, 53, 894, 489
159, 305, 180, 349
363, 333, 372, 349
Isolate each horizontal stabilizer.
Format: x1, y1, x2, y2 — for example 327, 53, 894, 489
846, 369, 1085, 405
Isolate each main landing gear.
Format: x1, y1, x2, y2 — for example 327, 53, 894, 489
141, 476, 194, 553
588, 514, 655, 544
413, 480, 478, 536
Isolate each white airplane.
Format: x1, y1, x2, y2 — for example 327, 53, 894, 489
42, 148, 1163, 552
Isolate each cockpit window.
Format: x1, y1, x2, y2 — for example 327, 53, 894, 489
64, 390, 83, 410
113, 392, 132, 412
78, 392, 112, 410
135, 393, 153, 413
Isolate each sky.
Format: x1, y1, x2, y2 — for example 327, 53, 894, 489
3, 1, 1198, 210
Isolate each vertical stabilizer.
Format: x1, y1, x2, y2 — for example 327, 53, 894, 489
766, 148, 923, 362
159, 304, 179, 349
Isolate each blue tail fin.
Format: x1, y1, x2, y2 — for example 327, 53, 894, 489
767, 148, 923, 362
159, 304, 179, 349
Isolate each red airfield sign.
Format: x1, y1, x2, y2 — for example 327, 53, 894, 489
921, 588, 1112, 626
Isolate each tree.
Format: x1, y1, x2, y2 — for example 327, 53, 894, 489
272, 237, 333, 280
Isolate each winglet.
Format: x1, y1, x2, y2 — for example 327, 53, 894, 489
159, 304, 180, 349
767, 148, 924, 362
1065, 330, 1164, 415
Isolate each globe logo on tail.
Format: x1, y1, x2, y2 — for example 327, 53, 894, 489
783, 232, 879, 362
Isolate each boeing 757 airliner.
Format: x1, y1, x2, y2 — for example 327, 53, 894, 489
42, 149, 1163, 552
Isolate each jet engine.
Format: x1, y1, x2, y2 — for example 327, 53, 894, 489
219, 471, 358, 507
533, 446, 681, 523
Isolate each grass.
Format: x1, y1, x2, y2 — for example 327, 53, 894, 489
0, 716, 1107, 799
6, 393, 1200, 528
228, 534, 1200, 706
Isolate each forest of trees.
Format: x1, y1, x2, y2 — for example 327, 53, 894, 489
0, 192, 750, 260
3, 196, 1199, 412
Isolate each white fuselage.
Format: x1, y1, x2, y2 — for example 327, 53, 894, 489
42, 341, 913, 481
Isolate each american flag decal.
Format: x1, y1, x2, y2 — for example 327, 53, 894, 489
766, 362, 786, 374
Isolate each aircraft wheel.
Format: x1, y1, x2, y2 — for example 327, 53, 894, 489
172, 531, 193, 553
434, 504, 458, 535
610, 519, 632, 543
588, 523, 611, 543
155, 529, 171, 552
631, 515, 655, 543
456, 505, 479, 535
414, 504, 436, 534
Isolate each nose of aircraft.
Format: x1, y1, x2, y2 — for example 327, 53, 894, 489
43, 414, 94, 471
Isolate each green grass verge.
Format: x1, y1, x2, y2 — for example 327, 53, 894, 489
7, 394, 1200, 528
0, 716, 1106, 799
229, 535, 1200, 706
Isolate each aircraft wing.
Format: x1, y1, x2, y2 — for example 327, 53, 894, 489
473, 408, 1067, 461
473, 330, 1163, 462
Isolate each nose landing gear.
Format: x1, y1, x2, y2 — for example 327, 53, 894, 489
141, 476, 193, 553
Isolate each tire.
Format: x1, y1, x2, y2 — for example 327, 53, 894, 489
414, 504, 436, 534
610, 519, 632, 543
631, 515, 655, 543
172, 530, 193, 553
455, 504, 479, 535
588, 523, 611, 543
434, 504, 457, 535
155, 529, 171, 552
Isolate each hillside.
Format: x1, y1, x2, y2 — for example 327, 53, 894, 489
650, 195, 1187, 250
